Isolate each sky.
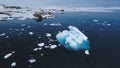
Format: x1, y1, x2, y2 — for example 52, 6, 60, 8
0, 0, 120, 8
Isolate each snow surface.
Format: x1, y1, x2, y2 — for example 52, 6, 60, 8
56, 26, 90, 51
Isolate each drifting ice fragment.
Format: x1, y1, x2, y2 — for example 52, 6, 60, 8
4, 51, 15, 59
93, 19, 99, 22
56, 26, 90, 51
85, 50, 90, 55
46, 33, 52, 37
11, 62, 16, 67
29, 59, 36, 63
29, 32, 34, 35
38, 43, 45, 47
4, 53, 12, 59
0, 33, 6, 36
50, 45, 57, 49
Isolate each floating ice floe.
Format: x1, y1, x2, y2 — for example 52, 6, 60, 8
11, 62, 16, 67
102, 21, 111, 26
21, 24, 26, 27
27, 26, 31, 28
49, 22, 61, 26
85, 50, 90, 55
40, 53, 44, 56
50, 45, 57, 49
33, 48, 42, 51
93, 19, 99, 22
106, 24, 111, 26
0, 33, 6, 36
56, 26, 90, 54
46, 33, 52, 37
29, 32, 34, 35
29, 59, 36, 63
43, 23, 47, 25
38, 43, 45, 47
4, 51, 15, 59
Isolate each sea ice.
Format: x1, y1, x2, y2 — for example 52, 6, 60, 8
56, 26, 90, 51
49, 22, 61, 26
29, 32, 34, 35
93, 19, 99, 22
33, 48, 42, 51
4, 51, 15, 59
0, 33, 6, 36
11, 62, 16, 67
85, 50, 90, 55
29, 59, 36, 63
38, 43, 45, 47
46, 33, 52, 37
40, 53, 44, 56
50, 45, 57, 49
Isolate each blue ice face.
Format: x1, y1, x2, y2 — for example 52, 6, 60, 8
56, 26, 90, 51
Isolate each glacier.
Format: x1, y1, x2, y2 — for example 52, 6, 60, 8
56, 26, 90, 52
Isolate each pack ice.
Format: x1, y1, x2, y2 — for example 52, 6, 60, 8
56, 26, 90, 53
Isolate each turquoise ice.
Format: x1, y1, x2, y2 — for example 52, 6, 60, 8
56, 26, 90, 51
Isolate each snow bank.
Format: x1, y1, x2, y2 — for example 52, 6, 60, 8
56, 26, 90, 51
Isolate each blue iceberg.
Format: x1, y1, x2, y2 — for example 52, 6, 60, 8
56, 26, 90, 51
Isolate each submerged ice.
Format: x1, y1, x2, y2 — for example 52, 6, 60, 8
56, 26, 90, 51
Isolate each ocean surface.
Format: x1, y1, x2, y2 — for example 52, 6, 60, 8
0, 11, 120, 68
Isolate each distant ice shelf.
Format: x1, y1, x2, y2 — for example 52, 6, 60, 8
56, 26, 90, 53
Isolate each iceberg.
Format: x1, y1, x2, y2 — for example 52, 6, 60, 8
56, 26, 90, 52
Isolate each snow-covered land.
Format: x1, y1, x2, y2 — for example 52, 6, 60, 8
0, 4, 64, 21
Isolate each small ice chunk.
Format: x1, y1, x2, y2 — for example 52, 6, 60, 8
49, 22, 61, 26
29, 32, 34, 35
4, 53, 12, 59
93, 19, 99, 22
107, 24, 111, 26
38, 43, 45, 47
29, 59, 36, 63
46, 33, 52, 37
15, 29, 19, 31
21, 24, 26, 27
50, 45, 57, 49
11, 62, 16, 67
20, 29, 25, 31
33, 48, 39, 51
43, 23, 47, 25
5, 36, 9, 38
41, 53, 44, 56
27, 26, 31, 28
9, 28, 13, 30
0, 33, 6, 36
45, 46, 50, 48
4, 51, 15, 59
85, 50, 90, 55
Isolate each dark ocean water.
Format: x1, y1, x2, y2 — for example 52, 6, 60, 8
0, 11, 120, 68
